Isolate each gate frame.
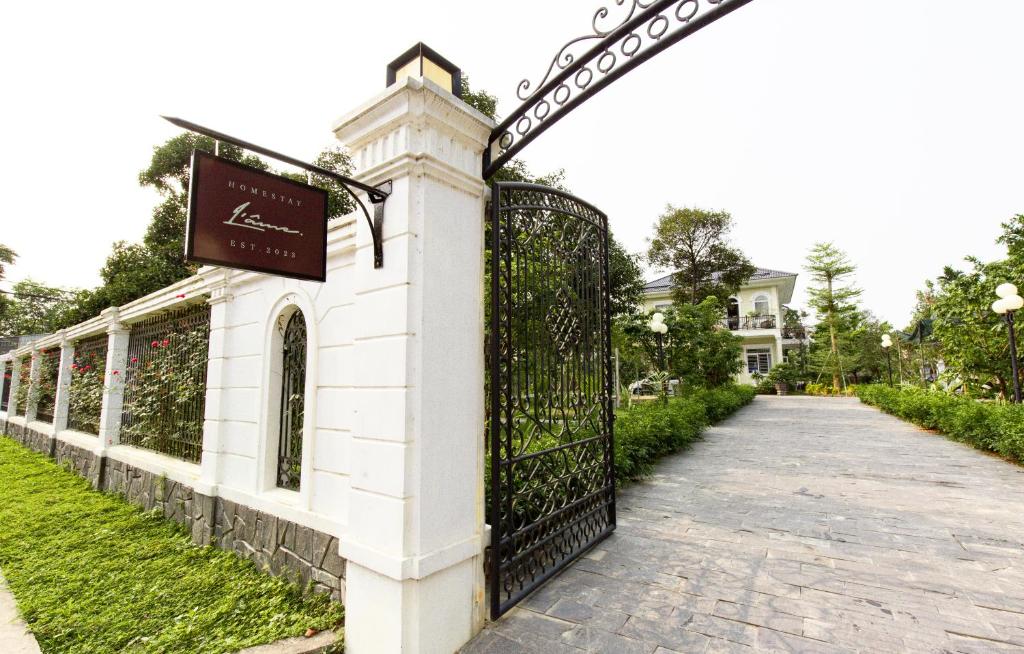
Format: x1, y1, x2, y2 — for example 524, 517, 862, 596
488, 181, 617, 619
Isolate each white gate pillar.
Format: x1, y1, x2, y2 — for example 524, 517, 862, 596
333, 76, 493, 653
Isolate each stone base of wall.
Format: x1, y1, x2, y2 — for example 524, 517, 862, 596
0, 422, 346, 603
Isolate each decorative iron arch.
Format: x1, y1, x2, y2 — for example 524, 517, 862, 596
482, 0, 755, 179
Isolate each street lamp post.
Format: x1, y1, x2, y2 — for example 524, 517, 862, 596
649, 312, 669, 405
881, 334, 893, 387
992, 283, 1024, 404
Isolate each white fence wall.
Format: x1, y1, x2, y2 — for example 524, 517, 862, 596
0, 75, 494, 653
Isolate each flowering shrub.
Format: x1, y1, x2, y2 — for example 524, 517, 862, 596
120, 323, 209, 462
11, 359, 31, 416
67, 345, 105, 435
31, 350, 61, 422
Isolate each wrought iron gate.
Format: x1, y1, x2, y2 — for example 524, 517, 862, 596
487, 182, 616, 619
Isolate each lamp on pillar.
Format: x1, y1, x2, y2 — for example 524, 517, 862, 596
992, 282, 1024, 403
880, 334, 893, 387
386, 42, 462, 98
648, 312, 669, 405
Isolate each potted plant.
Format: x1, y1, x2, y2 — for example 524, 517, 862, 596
766, 362, 799, 396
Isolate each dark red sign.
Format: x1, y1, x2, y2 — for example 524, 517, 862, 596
185, 150, 328, 282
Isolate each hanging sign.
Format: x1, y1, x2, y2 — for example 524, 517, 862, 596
185, 150, 328, 282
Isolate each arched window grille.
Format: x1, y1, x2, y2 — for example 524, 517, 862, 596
277, 310, 307, 490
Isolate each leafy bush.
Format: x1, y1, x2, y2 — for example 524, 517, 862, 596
857, 385, 1024, 464
806, 383, 857, 397
614, 384, 755, 481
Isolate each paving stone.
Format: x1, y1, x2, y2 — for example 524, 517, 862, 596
463, 397, 1024, 653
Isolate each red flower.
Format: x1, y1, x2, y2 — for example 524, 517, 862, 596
161, 339, 170, 347
71, 364, 78, 370
131, 357, 138, 363
111, 370, 120, 375
83, 365, 91, 372
175, 293, 186, 299
151, 341, 159, 348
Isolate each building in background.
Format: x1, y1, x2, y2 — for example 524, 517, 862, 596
642, 267, 805, 385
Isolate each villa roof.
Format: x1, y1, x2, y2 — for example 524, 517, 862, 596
642, 267, 797, 293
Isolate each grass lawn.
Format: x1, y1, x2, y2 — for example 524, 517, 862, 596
0, 437, 344, 654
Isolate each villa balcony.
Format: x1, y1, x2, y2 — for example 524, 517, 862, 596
722, 315, 777, 331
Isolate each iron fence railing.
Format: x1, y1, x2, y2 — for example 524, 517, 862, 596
723, 314, 777, 331
67, 334, 108, 435
1, 361, 11, 412
34, 348, 62, 424
121, 304, 211, 462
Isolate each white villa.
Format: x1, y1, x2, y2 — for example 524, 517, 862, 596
641, 267, 805, 385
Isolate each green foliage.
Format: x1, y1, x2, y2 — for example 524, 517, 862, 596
53, 134, 356, 331
805, 382, 857, 397
0, 437, 343, 653
804, 242, 863, 388
121, 324, 210, 461
614, 385, 755, 481
618, 299, 744, 388
857, 385, 1024, 463
0, 243, 15, 281
646, 205, 756, 305
0, 279, 73, 335
31, 350, 60, 419
11, 358, 30, 415
68, 351, 104, 435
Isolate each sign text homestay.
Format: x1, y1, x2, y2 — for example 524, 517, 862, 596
185, 151, 328, 282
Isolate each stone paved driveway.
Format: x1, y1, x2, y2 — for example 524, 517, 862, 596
463, 396, 1024, 653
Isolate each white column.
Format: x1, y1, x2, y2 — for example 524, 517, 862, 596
52, 333, 74, 432
25, 347, 41, 422
7, 355, 23, 417
200, 277, 232, 489
99, 308, 130, 447
333, 77, 492, 653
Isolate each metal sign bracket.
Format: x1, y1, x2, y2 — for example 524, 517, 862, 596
163, 116, 392, 269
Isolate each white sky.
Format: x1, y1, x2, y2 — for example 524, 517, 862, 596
2, 0, 1022, 327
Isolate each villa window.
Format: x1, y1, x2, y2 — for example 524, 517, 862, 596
276, 310, 307, 491
746, 348, 771, 375
754, 295, 770, 316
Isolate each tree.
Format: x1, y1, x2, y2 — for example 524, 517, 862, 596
54, 135, 356, 329
0, 244, 16, 330
0, 244, 15, 281
463, 77, 645, 316
647, 205, 756, 305
619, 299, 743, 388
805, 242, 862, 389
0, 279, 72, 335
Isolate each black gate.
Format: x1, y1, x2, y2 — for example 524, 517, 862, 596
488, 182, 615, 618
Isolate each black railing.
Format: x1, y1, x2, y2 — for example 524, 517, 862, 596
0, 336, 17, 355
723, 314, 777, 331
67, 334, 108, 435
34, 348, 61, 424
277, 310, 307, 490
121, 304, 211, 462
782, 326, 807, 340
1, 361, 11, 412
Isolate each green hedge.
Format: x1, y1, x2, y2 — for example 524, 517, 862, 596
615, 384, 755, 481
857, 385, 1024, 464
